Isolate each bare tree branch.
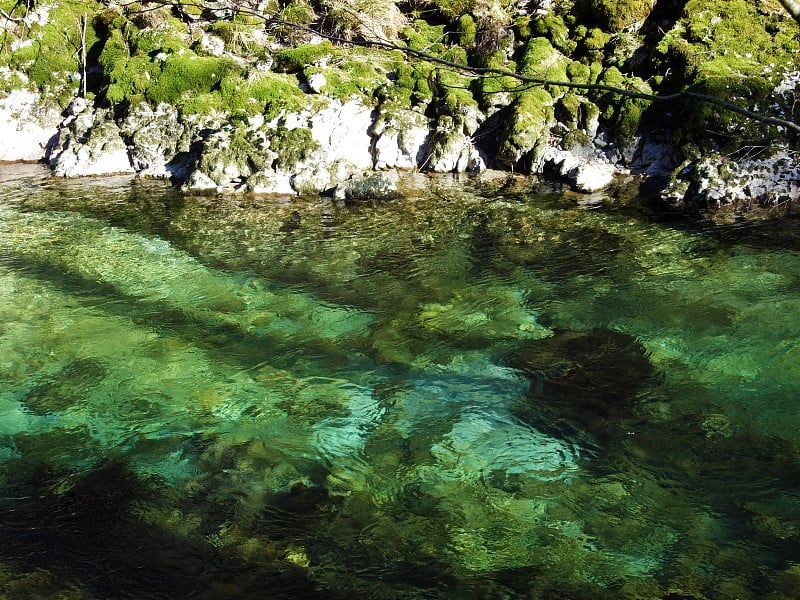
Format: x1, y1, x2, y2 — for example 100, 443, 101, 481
0, 7, 24, 22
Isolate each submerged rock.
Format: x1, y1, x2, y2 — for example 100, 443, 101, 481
507, 328, 659, 440
23, 358, 108, 415
333, 171, 400, 201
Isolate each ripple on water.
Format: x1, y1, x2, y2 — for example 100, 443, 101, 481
1, 171, 800, 597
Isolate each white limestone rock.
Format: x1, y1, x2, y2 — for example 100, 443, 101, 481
372, 106, 430, 170
121, 102, 186, 179
0, 86, 61, 161
571, 161, 616, 193
307, 72, 327, 94
48, 106, 134, 177
195, 33, 225, 57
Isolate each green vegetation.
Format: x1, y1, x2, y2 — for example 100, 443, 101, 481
274, 41, 335, 73
0, 0, 103, 105
0, 0, 797, 180
268, 125, 319, 168
589, 0, 655, 32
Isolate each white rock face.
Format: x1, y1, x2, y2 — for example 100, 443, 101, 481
372, 107, 430, 170
48, 105, 134, 177
0, 88, 61, 161
121, 102, 186, 179
662, 151, 800, 211
572, 161, 616, 193
308, 99, 374, 170
196, 33, 225, 57
307, 72, 327, 94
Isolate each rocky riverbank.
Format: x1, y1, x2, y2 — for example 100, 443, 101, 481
1, 0, 799, 218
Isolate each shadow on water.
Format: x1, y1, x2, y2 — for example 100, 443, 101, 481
0, 459, 334, 600
504, 327, 663, 446
0, 252, 363, 376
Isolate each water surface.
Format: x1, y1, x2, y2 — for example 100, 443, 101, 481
1, 164, 798, 599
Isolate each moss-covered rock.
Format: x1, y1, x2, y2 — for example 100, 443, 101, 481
497, 87, 555, 168
590, 0, 656, 32
273, 41, 335, 73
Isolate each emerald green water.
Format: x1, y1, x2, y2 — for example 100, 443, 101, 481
0, 164, 798, 599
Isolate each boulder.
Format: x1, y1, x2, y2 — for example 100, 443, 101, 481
372, 104, 430, 170
121, 102, 187, 179
333, 171, 400, 201
571, 160, 616, 193
507, 328, 659, 442
0, 86, 61, 161
48, 105, 134, 177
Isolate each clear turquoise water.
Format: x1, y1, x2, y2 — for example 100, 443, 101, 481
0, 164, 799, 598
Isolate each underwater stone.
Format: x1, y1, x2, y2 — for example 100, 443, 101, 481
23, 358, 108, 415
333, 171, 400, 201
507, 328, 659, 441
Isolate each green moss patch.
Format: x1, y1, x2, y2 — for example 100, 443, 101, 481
590, 0, 655, 32
146, 53, 243, 106
274, 41, 335, 73
1, 0, 104, 104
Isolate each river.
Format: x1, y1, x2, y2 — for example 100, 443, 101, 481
0, 163, 798, 599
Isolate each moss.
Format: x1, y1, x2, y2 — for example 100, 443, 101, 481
401, 20, 447, 55
436, 69, 477, 114
131, 28, 188, 56
582, 27, 610, 53
2, 0, 102, 102
653, 0, 800, 147
443, 45, 468, 66
394, 62, 435, 105
498, 87, 554, 166
515, 16, 532, 41
564, 128, 592, 149
274, 41, 335, 73
249, 72, 304, 106
594, 71, 651, 141
520, 37, 569, 96
588, 61, 603, 84
457, 14, 477, 47
567, 61, 591, 84
616, 97, 647, 141
279, 0, 316, 26
474, 53, 517, 108
146, 53, 243, 106
683, 72, 776, 147
558, 92, 583, 128
309, 58, 386, 101
179, 91, 228, 115
590, 0, 655, 32
97, 29, 130, 79
105, 55, 159, 104
267, 126, 319, 169
532, 14, 574, 55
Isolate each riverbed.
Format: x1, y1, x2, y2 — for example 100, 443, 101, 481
0, 163, 798, 598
